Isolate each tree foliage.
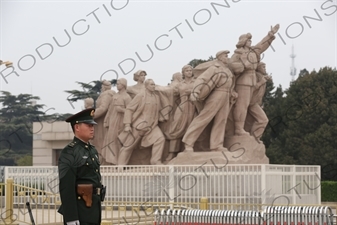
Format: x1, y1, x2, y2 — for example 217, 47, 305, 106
0, 91, 46, 156
188, 56, 214, 68
262, 67, 337, 180
0, 91, 86, 165
64, 80, 117, 105
16, 155, 33, 166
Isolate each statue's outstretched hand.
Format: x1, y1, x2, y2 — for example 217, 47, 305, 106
270, 24, 280, 34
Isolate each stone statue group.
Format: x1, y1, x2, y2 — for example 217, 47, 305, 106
86, 25, 279, 165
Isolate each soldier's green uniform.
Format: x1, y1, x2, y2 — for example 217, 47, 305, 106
58, 108, 102, 225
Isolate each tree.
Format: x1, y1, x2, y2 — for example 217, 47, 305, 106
261, 80, 286, 161
16, 155, 33, 166
188, 56, 214, 68
0, 91, 45, 158
65, 80, 116, 106
263, 67, 337, 180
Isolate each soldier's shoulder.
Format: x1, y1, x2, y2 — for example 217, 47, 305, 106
62, 141, 80, 152
67, 141, 76, 148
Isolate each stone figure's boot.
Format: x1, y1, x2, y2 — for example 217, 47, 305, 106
183, 144, 194, 152
234, 122, 249, 136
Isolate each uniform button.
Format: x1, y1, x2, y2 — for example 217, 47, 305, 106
85, 145, 88, 148
78, 196, 81, 199
86, 163, 89, 165
96, 169, 98, 172
92, 158, 94, 161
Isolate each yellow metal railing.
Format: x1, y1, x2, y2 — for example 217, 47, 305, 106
2, 178, 16, 224
1, 178, 336, 225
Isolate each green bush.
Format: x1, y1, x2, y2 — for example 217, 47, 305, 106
321, 181, 337, 202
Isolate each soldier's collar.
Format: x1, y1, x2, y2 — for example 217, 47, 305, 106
73, 136, 91, 147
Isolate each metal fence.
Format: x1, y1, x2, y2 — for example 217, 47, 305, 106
0, 164, 323, 224
154, 206, 335, 225
4, 164, 321, 206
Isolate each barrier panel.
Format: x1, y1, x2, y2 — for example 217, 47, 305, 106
154, 206, 334, 225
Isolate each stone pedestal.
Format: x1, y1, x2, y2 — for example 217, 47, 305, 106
167, 151, 229, 165
223, 135, 269, 164
167, 135, 269, 165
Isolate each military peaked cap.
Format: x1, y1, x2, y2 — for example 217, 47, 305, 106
65, 108, 97, 126
216, 50, 230, 58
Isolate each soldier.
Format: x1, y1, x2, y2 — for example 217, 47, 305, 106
58, 108, 105, 225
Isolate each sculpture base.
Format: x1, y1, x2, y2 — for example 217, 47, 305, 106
167, 151, 230, 165
223, 134, 269, 164
167, 135, 269, 165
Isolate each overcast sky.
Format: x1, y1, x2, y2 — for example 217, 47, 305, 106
1, 0, 336, 114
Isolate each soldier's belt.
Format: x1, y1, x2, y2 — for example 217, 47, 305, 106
93, 187, 100, 195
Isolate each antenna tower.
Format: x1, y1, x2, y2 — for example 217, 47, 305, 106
290, 45, 297, 82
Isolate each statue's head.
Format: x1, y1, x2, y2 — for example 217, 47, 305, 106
172, 72, 183, 82
257, 62, 266, 73
101, 80, 111, 92
216, 50, 230, 64
145, 79, 155, 92
133, 70, 147, 82
84, 98, 94, 109
181, 65, 193, 79
236, 33, 252, 48
117, 78, 128, 91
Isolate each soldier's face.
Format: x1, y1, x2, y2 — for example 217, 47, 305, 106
75, 123, 95, 142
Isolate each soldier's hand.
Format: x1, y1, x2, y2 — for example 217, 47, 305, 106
67, 220, 80, 225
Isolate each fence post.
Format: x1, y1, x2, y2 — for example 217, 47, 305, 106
200, 197, 208, 210
5, 178, 15, 224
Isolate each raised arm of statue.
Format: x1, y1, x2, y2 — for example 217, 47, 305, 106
254, 24, 280, 55
155, 84, 175, 96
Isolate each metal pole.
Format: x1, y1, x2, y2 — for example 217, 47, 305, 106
26, 202, 36, 225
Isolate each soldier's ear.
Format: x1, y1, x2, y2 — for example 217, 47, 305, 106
74, 123, 80, 131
